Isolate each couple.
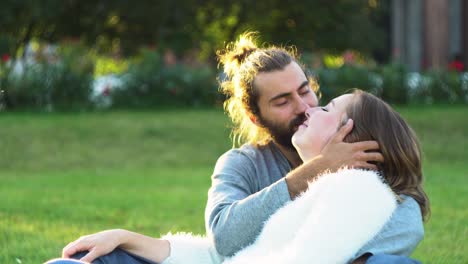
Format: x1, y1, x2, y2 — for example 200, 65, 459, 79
48, 33, 429, 264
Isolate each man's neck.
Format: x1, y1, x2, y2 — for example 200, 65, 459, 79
273, 142, 303, 169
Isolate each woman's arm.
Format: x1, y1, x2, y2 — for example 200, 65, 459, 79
119, 230, 171, 263
62, 229, 222, 264
62, 229, 170, 263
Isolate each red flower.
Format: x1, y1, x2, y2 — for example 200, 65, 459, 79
448, 61, 464, 72
1, 54, 10, 63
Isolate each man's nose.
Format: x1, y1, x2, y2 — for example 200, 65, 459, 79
294, 97, 310, 114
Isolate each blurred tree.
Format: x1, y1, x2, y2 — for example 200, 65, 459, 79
192, 0, 389, 60
0, 0, 389, 60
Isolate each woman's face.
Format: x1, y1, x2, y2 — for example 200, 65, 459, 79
292, 94, 354, 161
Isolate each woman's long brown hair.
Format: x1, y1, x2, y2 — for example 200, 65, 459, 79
343, 90, 430, 221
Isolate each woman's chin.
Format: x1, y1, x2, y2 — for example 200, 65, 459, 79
292, 137, 306, 153
295, 147, 319, 162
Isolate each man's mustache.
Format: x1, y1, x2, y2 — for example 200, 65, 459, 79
289, 114, 307, 130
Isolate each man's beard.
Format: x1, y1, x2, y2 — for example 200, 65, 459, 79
258, 113, 307, 150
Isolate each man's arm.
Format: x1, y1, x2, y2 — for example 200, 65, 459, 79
352, 196, 425, 259
205, 149, 292, 256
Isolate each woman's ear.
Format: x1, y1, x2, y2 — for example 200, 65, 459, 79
339, 114, 349, 129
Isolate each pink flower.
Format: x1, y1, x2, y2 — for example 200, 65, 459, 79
102, 85, 111, 96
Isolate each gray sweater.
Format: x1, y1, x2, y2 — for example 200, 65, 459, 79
205, 142, 424, 258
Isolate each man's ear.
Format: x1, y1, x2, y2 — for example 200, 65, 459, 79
249, 114, 260, 126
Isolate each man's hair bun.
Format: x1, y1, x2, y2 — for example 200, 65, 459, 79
218, 32, 259, 78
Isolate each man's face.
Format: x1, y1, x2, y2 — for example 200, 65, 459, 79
254, 62, 318, 149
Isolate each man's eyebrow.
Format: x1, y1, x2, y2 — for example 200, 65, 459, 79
269, 80, 309, 102
297, 80, 309, 90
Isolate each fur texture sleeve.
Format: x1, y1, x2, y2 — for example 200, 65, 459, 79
160, 233, 224, 264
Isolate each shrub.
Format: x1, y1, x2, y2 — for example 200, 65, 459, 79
312, 63, 467, 105
314, 65, 384, 103
111, 49, 219, 108
379, 63, 409, 104
425, 70, 463, 104
2, 43, 94, 111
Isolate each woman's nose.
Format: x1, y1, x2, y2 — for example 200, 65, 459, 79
305, 106, 322, 118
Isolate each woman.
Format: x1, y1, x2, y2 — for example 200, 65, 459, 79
48, 90, 429, 264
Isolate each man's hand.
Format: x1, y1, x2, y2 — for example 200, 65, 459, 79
285, 119, 384, 199
319, 119, 384, 171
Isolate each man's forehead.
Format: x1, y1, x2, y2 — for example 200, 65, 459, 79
254, 62, 307, 97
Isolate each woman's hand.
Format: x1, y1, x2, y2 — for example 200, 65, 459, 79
62, 229, 128, 263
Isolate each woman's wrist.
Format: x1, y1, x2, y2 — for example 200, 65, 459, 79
114, 229, 133, 247
157, 239, 171, 262
116, 229, 171, 263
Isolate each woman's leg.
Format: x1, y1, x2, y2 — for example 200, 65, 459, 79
366, 254, 422, 264
46, 248, 159, 264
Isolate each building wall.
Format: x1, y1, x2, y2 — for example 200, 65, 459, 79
391, 0, 465, 70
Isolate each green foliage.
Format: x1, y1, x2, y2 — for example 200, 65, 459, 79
0, 35, 15, 56
379, 63, 409, 104
424, 71, 463, 104
313, 64, 468, 105
0, 1, 390, 60
94, 56, 129, 77
2, 43, 94, 111
111, 49, 220, 108
315, 65, 379, 103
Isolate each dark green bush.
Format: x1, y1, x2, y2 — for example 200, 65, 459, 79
379, 63, 409, 104
111, 49, 219, 108
425, 70, 463, 104
315, 65, 380, 103
312, 63, 467, 105
1, 43, 93, 111
2, 44, 466, 111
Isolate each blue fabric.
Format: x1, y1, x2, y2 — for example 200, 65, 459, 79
366, 253, 422, 264
46, 259, 87, 264
46, 248, 158, 264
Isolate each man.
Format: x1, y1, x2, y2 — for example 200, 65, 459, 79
206, 33, 423, 263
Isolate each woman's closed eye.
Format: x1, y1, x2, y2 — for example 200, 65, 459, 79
321, 107, 328, 112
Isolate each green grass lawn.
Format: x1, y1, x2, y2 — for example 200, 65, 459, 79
1, 106, 467, 263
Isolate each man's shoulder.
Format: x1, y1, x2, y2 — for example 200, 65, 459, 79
213, 142, 280, 174
397, 195, 422, 217
383, 195, 424, 235
220, 143, 276, 162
